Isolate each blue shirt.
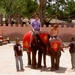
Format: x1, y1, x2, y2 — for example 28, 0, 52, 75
30, 20, 41, 31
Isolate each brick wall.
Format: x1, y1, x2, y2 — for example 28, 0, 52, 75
0, 24, 75, 41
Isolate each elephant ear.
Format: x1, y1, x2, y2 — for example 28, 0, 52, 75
23, 31, 32, 52
38, 33, 49, 44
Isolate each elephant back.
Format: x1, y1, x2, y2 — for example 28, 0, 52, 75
23, 31, 32, 52
38, 31, 49, 44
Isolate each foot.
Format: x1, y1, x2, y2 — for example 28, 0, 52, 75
71, 68, 75, 71
44, 65, 46, 68
21, 69, 25, 71
56, 67, 59, 70
70, 68, 75, 72
37, 66, 42, 68
31, 66, 36, 69
28, 62, 31, 66
72, 68, 75, 72
50, 68, 56, 71
17, 69, 20, 72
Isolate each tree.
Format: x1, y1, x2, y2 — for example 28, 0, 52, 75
0, 0, 38, 18
39, 0, 47, 26
21, 0, 38, 18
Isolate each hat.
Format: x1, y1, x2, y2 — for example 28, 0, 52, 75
70, 37, 74, 41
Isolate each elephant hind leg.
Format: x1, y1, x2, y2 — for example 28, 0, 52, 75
55, 63, 59, 70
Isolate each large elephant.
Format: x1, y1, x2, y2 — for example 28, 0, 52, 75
23, 31, 49, 69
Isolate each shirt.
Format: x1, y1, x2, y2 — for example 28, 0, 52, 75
14, 44, 23, 56
69, 42, 75, 53
30, 20, 41, 31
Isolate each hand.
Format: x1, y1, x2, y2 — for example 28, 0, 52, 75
15, 54, 18, 57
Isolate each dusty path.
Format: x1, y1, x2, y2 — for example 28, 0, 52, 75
0, 42, 75, 75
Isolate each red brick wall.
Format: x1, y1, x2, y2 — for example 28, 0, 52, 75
0, 24, 75, 41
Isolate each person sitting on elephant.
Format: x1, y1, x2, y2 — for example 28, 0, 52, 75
49, 24, 59, 40
47, 24, 64, 52
49, 24, 64, 46
29, 13, 41, 47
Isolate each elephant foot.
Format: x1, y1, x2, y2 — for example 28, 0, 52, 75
50, 68, 56, 71
31, 66, 36, 69
56, 67, 59, 70
37, 65, 42, 68
28, 63, 31, 66
43, 65, 46, 68
55, 64, 59, 70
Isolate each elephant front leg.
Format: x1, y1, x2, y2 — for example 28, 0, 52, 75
27, 52, 31, 65
50, 56, 56, 71
32, 49, 37, 69
37, 50, 42, 68
55, 50, 61, 70
43, 51, 46, 68
55, 56, 60, 70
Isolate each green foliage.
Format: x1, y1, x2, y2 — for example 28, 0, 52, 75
0, 0, 75, 21
0, 0, 38, 18
21, 0, 38, 18
0, 6, 6, 17
46, 0, 75, 21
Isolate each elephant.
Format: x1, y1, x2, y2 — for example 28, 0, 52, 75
23, 31, 49, 69
46, 40, 62, 71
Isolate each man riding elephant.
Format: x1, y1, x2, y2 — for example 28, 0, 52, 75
29, 13, 41, 47
23, 30, 50, 68
23, 13, 47, 69
30, 13, 43, 68
46, 24, 64, 71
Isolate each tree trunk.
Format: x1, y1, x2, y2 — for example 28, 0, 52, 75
39, 0, 47, 26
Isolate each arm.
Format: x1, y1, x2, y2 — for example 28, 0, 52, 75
14, 45, 18, 57
30, 24, 35, 31
61, 45, 69, 48
30, 21, 35, 31
39, 21, 41, 31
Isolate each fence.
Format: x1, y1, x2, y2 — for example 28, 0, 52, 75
0, 23, 75, 41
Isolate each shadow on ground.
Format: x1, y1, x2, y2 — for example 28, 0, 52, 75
25, 65, 67, 73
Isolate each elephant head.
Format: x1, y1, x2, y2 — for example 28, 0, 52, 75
30, 32, 50, 68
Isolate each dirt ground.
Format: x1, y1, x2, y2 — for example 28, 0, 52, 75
0, 42, 75, 75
